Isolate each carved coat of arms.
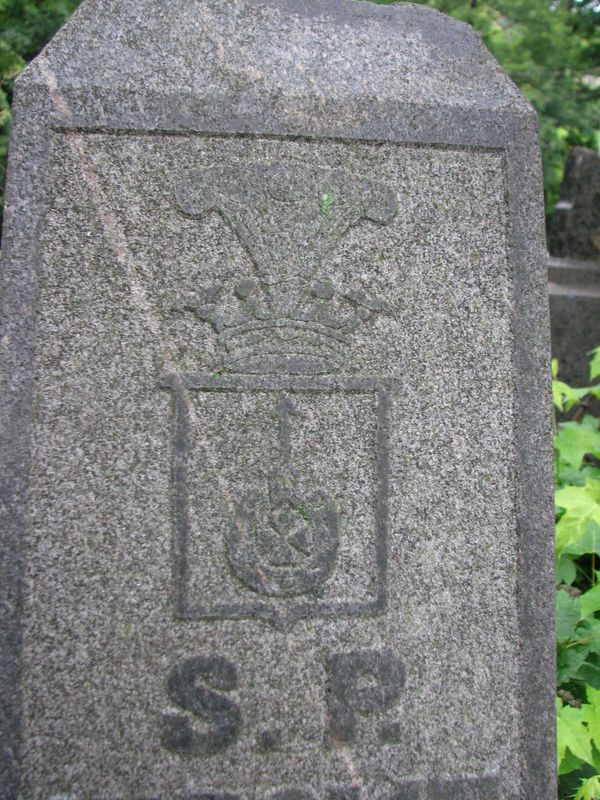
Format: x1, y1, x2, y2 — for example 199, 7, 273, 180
162, 163, 397, 628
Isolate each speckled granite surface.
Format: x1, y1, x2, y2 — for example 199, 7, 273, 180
0, 2, 554, 798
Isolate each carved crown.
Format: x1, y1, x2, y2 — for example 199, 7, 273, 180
175, 163, 398, 374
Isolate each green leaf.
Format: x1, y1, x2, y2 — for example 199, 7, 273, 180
576, 663, 600, 692
559, 747, 585, 776
554, 377, 567, 411
556, 513, 586, 559
575, 775, 600, 800
558, 646, 589, 686
553, 358, 559, 379
555, 418, 600, 471
556, 480, 600, 519
559, 465, 600, 491
557, 699, 595, 767
582, 585, 600, 620
558, 589, 583, 643
593, 745, 600, 775
557, 556, 577, 585
563, 521, 600, 559
578, 619, 600, 657
584, 687, 600, 752
556, 481, 600, 557
590, 348, 600, 383
553, 379, 593, 413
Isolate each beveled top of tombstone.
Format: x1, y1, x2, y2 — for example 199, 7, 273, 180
1, 2, 554, 800
19, 0, 532, 139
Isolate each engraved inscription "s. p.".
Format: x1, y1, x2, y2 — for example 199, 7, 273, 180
161, 656, 242, 755
327, 650, 405, 743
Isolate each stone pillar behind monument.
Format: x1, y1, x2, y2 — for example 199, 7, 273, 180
550, 147, 600, 261
0, 1, 554, 798
548, 147, 600, 388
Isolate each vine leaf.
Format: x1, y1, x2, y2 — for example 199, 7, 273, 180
583, 687, 600, 753
557, 698, 594, 767
555, 418, 600, 471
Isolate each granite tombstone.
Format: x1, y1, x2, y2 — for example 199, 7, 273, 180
0, 1, 554, 798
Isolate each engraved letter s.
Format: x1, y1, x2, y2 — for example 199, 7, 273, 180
161, 655, 242, 756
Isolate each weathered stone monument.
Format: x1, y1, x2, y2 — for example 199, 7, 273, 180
0, 1, 554, 798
